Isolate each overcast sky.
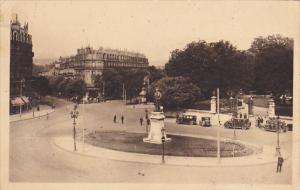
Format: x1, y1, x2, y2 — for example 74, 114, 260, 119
10, 1, 299, 66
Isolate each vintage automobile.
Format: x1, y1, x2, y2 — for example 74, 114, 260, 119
199, 117, 211, 127
224, 118, 251, 130
257, 117, 287, 133
176, 115, 197, 125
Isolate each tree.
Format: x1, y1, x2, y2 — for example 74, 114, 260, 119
250, 35, 293, 99
48, 76, 64, 95
165, 40, 253, 98
65, 79, 86, 99
31, 76, 50, 98
94, 68, 149, 100
146, 66, 165, 83
150, 76, 201, 110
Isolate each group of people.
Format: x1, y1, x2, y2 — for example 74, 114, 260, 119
112, 114, 151, 128
139, 116, 150, 127
113, 115, 125, 124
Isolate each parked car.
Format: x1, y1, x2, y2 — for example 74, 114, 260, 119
199, 117, 211, 127
176, 115, 197, 125
257, 117, 287, 133
224, 118, 251, 130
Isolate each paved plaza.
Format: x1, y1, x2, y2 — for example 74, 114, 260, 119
9, 98, 293, 183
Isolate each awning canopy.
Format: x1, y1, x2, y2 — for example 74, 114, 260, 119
11, 97, 25, 106
10, 96, 30, 106
21, 96, 29, 103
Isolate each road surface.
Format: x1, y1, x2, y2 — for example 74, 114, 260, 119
9, 99, 292, 183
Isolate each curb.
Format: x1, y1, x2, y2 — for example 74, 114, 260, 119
53, 133, 289, 167
10, 109, 55, 123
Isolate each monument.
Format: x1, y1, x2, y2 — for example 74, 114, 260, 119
268, 98, 276, 118
143, 88, 171, 144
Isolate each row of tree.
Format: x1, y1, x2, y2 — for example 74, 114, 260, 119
163, 35, 293, 102
93, 66, 165, 100
48, 76, 86, 99
31, 35, 292, 110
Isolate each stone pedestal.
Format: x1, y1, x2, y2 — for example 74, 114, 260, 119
211, 96, 216, 114
268, 99, 275, 118
143, 111, 171, 144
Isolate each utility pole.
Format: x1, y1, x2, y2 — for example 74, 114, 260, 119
102, 81, 105, 101
123, 83, 125, 104
217, 88, 221, 162
124, 89, 127, 105
82, 100, 85, 152
276, 115, 281, 156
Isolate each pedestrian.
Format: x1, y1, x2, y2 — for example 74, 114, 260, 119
146, 118, 150, 132
46, 112, 49, 120
140, 117, 143, 126
121, 115, 124, 124
277, 153, 284, 172
113, 115, 117, 123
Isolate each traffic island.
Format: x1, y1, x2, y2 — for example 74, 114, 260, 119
85, 131, 256, 157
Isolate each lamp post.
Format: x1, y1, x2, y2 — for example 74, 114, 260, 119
276, 115, 281, 156
229, 95, 236, 140
161, 127, 166, 164
70, 105, 79, 151
145, 109, 149, 133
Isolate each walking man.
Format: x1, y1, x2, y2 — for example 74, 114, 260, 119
146, 118, 150, 133
121, 115, 124, 124
140, 117, 143, 126
113, 115, 117, 123
277, 153, 284, 172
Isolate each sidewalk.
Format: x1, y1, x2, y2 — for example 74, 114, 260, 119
53, 132, 289, 167
10, 105, 55, 122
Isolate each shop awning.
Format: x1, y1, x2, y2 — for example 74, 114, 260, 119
11, 97, 25, 106
21, 96, 29, 103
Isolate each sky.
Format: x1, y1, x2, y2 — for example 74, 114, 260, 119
8, 1, 299, 66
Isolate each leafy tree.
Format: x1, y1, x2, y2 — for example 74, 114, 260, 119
150, 76, 201, 110
250, 35, 293, 99
65, 79, 86, 99
146, 66, 165, 83
94, 68, 149, 100
29, 76, 50, 99
165, 40, 253, 98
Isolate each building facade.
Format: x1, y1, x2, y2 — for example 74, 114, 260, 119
10, 15, 34, 96
54, 46, 149, 88
10, 15, 34, 114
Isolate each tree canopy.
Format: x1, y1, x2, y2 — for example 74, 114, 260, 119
165, 40, 254, 98
150, 76, 201, 109
250, 35, 293, 98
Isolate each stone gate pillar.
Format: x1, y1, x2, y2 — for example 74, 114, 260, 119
248, 96, 254, 115
211, 96, 216, 114
268, 98, 275, 118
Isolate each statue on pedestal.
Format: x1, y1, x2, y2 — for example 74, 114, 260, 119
154, 88, 162, 112
143, 87, 170, 144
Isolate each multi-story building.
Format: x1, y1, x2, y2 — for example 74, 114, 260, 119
10, 15, 34, 113
53, 46, 149, 96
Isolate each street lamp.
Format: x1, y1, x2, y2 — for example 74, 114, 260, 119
145, 109, 149, 133
161, 127, 166, 164
276, 115, 281, 156
229, 95, 236, 140
70, 105, 79, 151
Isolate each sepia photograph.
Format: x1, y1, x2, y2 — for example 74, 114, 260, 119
0, 1, 299, 190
